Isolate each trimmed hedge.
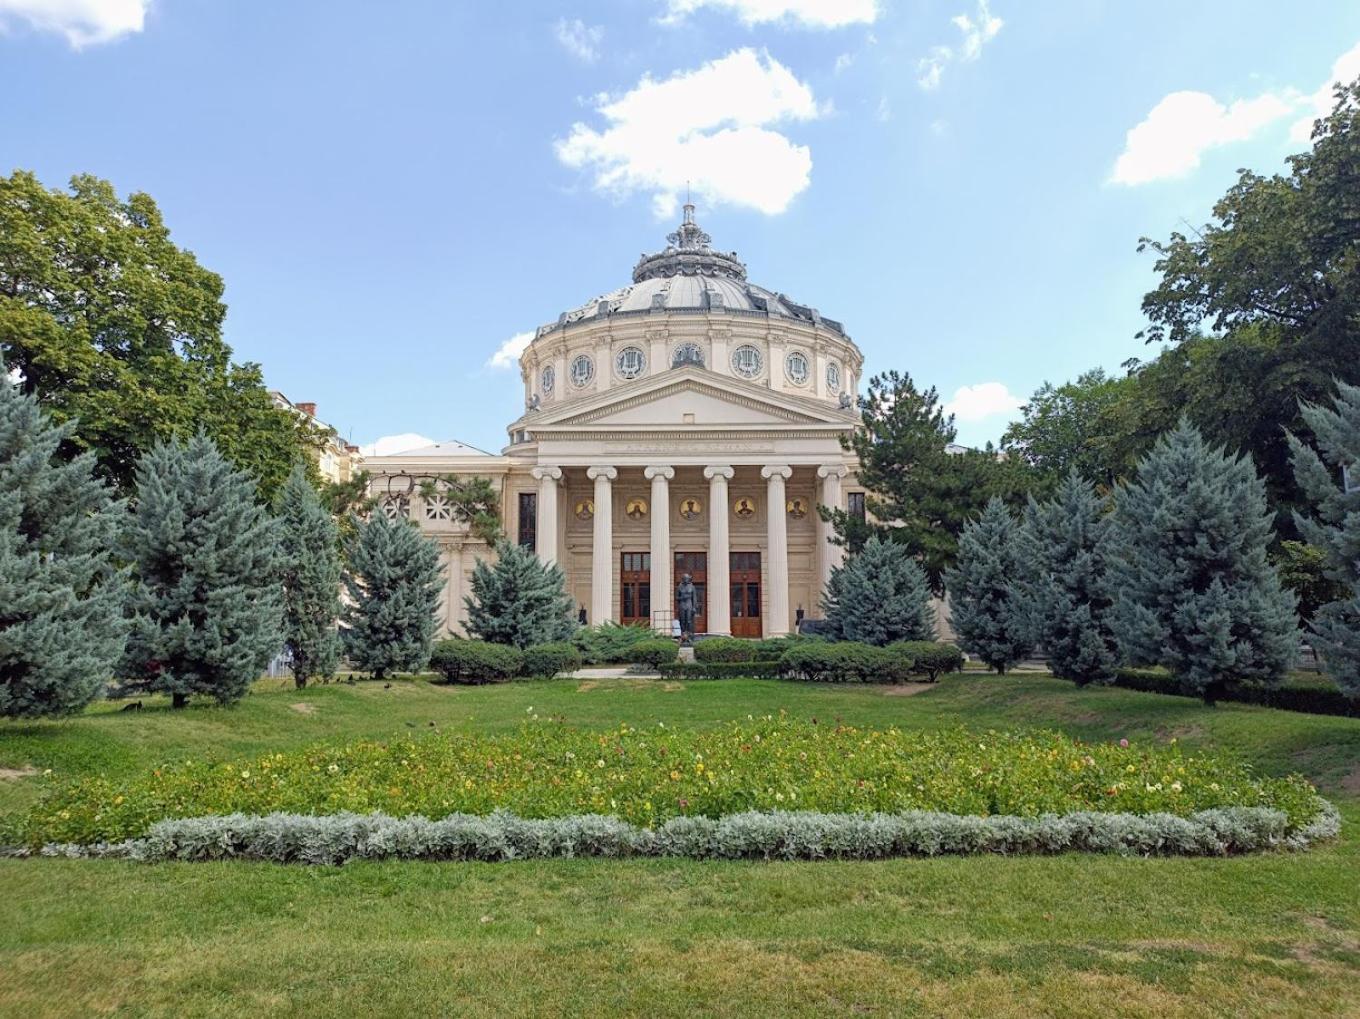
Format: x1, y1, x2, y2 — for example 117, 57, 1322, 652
520, 642, 582, 678
778, 642, 913, 683
24, 800, 1339, 864
630, 639, 680, 668
893, 641, 966, 682
1114, 668, 1357, 717
693, 637, 756, 663
429, 640, 523, 684
573, 622, 654, 665
658, 661, 782, 679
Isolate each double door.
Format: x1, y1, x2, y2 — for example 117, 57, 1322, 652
619, 550, 760, 637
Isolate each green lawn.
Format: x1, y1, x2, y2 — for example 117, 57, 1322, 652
2, 674, 1358, 1018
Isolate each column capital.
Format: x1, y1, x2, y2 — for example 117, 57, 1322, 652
816, 464, 849, 480
761, 464, 793, 481
586, 465, 618, 482
531, 465, 563, 482
643, 465, 675, 481
703, 464, 735, 481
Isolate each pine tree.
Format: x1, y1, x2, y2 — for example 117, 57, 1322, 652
1110, 419, 1298, 704
342, 511, 443, 678
464, 540, 575, 648
1021, 469, 1121, 685
1288, 381, 1360, 700
0, 379, 127, 718
945, 497, 1034, 673
123, 433, 285, 708
277, 464, 342, 688
822, 535, 935, 646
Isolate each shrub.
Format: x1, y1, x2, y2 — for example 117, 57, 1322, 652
519, 642, 582, 678
657, 661, 782, 679
573, 622, 653, 664
630, 639, 679, 668
1114, 668, 1357, 718
693, 637, 755, 663
778, 642, 911, 683
823, 536, 935, 645
429, 640, 523, 684
751, 636, 806, 660
464, 540, 575, 649
893, 641, 965, 682
19, 721, 1327, 846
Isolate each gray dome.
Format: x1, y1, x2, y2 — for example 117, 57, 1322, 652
536, 205, 847, 339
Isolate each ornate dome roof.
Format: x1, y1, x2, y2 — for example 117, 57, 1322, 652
535, 205, 847, 339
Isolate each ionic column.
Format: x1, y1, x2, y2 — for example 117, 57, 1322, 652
531, 465, 562, 567
644, 465, 674, 632
762, 464, 793, 636
586, 465, 617, 624
704, 464, 734, 635
816, 464, 848, 597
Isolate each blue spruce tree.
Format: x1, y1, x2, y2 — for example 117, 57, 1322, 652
123, 433, 285, 708
1288, 381, 1360, 701
1111, 419, 1298, 704
342, 510, 443, 678
1021, 469, 1121, 685
0, 378, 127, 717
822, 535, 935, 645
464, 539, 575, 648
277, 464, 342, 688
945, 497, 1033, 673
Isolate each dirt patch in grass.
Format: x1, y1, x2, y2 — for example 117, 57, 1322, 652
881, 684, 933, 697
0, 766, 38, 781
577, 679, 683, 693
289, 703, 317, 716
1339, 763, 1360, 795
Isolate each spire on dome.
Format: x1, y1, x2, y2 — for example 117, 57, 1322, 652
633, 202, 746, 283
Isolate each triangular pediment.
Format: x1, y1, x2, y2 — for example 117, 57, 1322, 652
529, 366, 851, 430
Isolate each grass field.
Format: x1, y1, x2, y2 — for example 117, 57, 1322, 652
2, 674, 1358, 1018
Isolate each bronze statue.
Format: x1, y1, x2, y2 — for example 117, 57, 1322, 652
676, 573, 698, 639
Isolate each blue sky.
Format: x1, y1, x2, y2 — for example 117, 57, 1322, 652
3, 1, 1359, 454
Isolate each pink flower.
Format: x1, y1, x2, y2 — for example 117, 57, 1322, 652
1119, 739, 1129, 748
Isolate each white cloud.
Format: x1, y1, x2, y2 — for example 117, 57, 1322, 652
555, 48, 822, 217
834, 52, 854, 74
555, 17, 603, 63
486, 331, 534, 370
1112, 39, 1360, 185
875, 95, 891, 122
916, 1, 1002, 91
944, 382, 1024, 423
0, 0, 147, 47
359, 433, 438, 457
1289, 40, 1360, 142
661, 0, 877, 29
1110, 91, 1296, 185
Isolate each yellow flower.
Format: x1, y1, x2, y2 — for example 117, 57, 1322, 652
670, 770, 681, 781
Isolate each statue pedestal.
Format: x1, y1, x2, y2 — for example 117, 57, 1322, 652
678, 645, 695, 663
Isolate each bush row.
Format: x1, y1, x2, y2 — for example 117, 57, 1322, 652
22, 800, 1339, 864
1114, 668, 1358, 718
658, 661, 783, 679
429, 640, 581, 684
778, 641, 964, 684
692, 635, 809, 664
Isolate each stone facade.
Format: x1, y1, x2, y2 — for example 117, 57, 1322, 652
364, 207, 869, 638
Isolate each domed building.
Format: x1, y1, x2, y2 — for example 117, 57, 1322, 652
364, 205, 867, 638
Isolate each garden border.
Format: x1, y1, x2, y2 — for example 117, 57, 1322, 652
11, 798, 1339, 864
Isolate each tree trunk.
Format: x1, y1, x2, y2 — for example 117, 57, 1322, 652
172, 692, 187, 709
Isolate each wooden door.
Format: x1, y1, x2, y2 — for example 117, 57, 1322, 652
620, 552, 651, 627
729, 551, 762, 638
673, 551, 708, 635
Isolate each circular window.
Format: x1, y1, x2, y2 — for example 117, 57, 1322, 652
731, 344, 763, 379
671, 342, 705, 368
825, 361, 841, 394
570, 354, 594, 388
541, 365, 555, 394
785, 350, 810, 386
615, 346, 646, 380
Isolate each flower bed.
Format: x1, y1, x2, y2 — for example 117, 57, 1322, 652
14, 718, 1329, 848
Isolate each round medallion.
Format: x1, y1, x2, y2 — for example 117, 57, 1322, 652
733, 496, 756, 519
574, 499, 594, 520
678, 497, 703, 520
731, 344, 763, 379
672, 342, 705, 368
541, 364, 555, 394
570, 354, 594, 388
615, 346, 646, 380
786, 497, 808, 520
785, 350, 810, 386
625, 497, 648, 521
825, 361, 841, 394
